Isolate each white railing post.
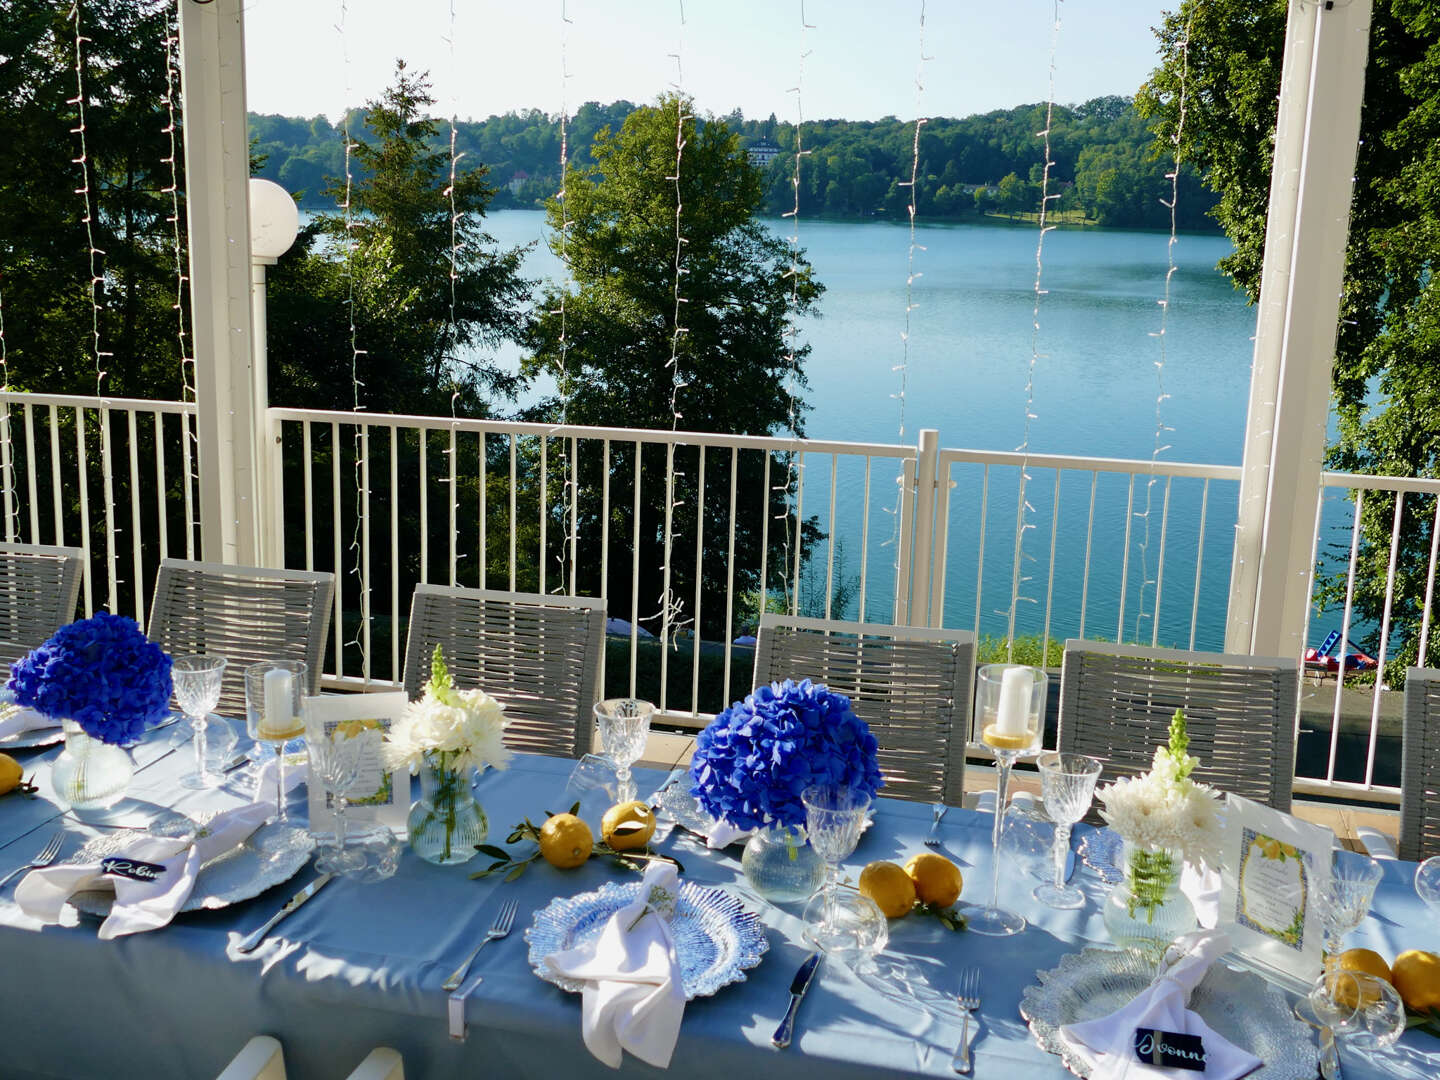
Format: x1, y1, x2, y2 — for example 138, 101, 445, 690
909, 429, 940, 626
177, 0, 259, 565
1226, 0, 1372, 657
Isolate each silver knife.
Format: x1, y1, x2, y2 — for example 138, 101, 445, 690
235, 873, 334, 954
772, 952, 821, 1049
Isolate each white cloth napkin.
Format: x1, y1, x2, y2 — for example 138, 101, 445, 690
543, 861, 686, 1069
704, 818, 749, 849
246, 756, 307, 805
15, 802, 270, 939
0, 704, 59, 741
1060, 931, 1262, 1080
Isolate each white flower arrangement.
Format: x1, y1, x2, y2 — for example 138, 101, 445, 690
1096, 709, 1223, 870
383, 645, 512, 775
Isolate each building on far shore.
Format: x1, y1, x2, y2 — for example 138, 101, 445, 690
746, 138, 781, 168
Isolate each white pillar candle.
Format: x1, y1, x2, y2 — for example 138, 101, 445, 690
994, 666, 1032, 736
261, 668, 293, 737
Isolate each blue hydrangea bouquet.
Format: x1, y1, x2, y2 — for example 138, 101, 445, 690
689, 678, 883, 831
8, 611, 173, 746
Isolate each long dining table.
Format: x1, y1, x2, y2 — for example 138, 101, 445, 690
1, 723, 1438, 1080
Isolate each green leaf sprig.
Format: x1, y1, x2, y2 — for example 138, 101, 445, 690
1167, 708, 1197, 782
915, 899, 968, 932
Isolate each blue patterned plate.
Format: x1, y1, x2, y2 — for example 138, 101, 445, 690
525, 879, 769, 999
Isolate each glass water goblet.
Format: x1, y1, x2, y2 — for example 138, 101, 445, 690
303, 706, 368, 875
172, 655, 231, 789
1416, 855, 1440, 914
244, 660, 307, 822
1033, 752, 1102, 909
595, 698, 653, 802
1308, 848, 1384, 1016
967, 663, 1047, 936
801, 784, 885, 955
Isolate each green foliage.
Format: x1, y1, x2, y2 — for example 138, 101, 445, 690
975, 633, 1064, 667
1140, 3, 1440, 676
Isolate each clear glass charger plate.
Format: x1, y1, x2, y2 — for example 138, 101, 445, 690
1020, 947, 1318, 1080
65, 812, 315, 915
525, 879, 769, 999
0, 704, 63, 749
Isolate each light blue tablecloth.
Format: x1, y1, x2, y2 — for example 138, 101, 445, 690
1, 738, 1438, 1080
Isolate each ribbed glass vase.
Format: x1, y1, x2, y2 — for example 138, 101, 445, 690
52, 720, 134, 810
741, 825, 825, 903
1102, 841, 1197, 957
407, 751, 487, 866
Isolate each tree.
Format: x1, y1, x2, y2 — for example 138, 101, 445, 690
524, 94, 824, 642
1138, 1, 1440, 677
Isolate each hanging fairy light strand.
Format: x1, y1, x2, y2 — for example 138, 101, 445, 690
67, 1, 109, 400
885, 0, 931, 607
160, 23, 199, 558
1132, 18, 1192, 644
777, 0, 814, 616
552, 0, 577, 594
0, 270, 14, 541
441, 0, 464, 586
1004, 0, 1063, 658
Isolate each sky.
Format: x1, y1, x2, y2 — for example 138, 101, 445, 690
242, 0, 1177, 123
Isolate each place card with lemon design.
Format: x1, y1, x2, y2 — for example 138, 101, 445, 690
304, 692, 410, 835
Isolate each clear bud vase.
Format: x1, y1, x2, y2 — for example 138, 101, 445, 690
407, 750, 486, 866
52, 720, 134, 810
1102, 841, 1198, 957
741, 824, 825, 903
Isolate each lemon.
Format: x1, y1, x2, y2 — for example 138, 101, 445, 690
859, 860, 916, 918
904, 852, 964, 908
538, 813, 593, 869
1329, 949, 1393, 1009
981, 724, 1034, 751
0, 753, 20, 796
1392, 950, 1440, 1012
601, 801, 656, 851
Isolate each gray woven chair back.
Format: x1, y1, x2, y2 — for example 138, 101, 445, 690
1058, 639, 1299, 821
752, 614, 975, 806
146, 560, 335, 718
0, 542, 85, 671
402, 585, 605, 759
1401, 667, 1440, 861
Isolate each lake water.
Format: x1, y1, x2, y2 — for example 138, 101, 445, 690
477, 208, 1264, 650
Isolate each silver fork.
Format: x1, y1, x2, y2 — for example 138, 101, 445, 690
924, 802, 946, 847
442, 898, 518, 992
0, 829, 64, 889
952, 966, 981, 1074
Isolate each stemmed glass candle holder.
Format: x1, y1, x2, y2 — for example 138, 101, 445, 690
595, 698, 653, 803
1034, 752, 1102, 909
303, 702, 368, 875
801, 784, 885, 955
968, 663, 1046, 936
245, 660, 307, 822
172, 655, 231, 789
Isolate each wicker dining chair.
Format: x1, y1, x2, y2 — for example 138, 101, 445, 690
752, 614, 976, 806
1400, 667, 1440, 861
0, 542, 85, 671
1057, 639, 1300, 819
401, 585, 606, 759
146, 560, 335, 718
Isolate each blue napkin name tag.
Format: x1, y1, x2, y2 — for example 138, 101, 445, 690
1133, 1028, 1206, 1071
100, 857, 166, 882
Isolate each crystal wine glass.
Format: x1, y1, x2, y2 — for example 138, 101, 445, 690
967, 663, 1046, 936
1310, 848, 1384, 1015
800, 784, 885, 955
1033, 752, 1102, 909
172, 654, 231, 789
244, 660, 307, 822
1309, 970, 1406, 1052
303, 705, 369, 875
1416, 855, 1440, 914
595, 698, 653, 803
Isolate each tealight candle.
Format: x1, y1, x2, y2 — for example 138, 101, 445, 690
995, 666, 1031, 737
260, 667, 294, 739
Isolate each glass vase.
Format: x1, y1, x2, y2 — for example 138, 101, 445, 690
407, 751, 487, 866
52, 719, 134, 810
741, 825, 825, 903
1102, 841, 1197, 957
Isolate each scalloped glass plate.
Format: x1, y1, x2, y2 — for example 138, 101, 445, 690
1076, 827, 1124, 885
525, 879, 769, 1000
0, 704, 63, 749
65, 814, 315, 916
1020, 947, 1317, 1080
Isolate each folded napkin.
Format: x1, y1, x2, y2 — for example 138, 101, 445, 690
15, 802, 270, 939
1060, 931, 1262, 1080
0, 704, 59, 741
543, 861, 686, 1069
704, 818, 749, 849
246, 756, 307, 805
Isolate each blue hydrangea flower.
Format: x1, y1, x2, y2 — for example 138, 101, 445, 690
7, 612, 173, 746
689, 679, 883, 831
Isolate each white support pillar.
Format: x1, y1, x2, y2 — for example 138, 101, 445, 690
1226, 0, 1372, 658
178, 0, 259, 565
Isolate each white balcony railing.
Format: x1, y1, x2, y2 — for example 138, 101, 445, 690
0, 390, 1423, 804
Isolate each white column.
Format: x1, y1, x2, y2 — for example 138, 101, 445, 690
178, 0, 259, 565
1226, 0, 1372, 657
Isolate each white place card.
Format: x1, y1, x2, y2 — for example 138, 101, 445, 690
1218, 793, 1333, 990
304, 693, 410, 838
